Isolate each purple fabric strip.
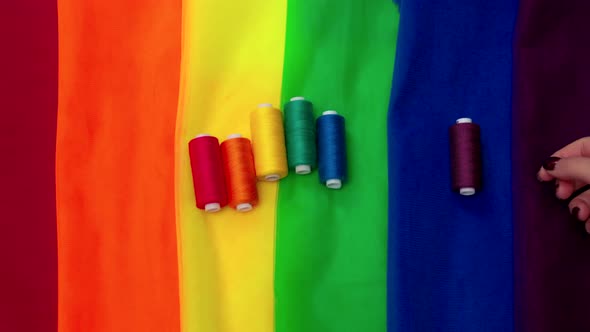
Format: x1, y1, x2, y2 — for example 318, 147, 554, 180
514, 1, 590, 331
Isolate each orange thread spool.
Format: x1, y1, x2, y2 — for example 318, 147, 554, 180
221, 134, 259, 212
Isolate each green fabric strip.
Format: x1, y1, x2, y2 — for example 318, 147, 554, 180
275, 2, 400, 331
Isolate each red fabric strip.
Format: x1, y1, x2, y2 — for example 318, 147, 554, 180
0, 1, 58, 331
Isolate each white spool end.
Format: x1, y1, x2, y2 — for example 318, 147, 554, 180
265, 174, 280, 182
195, 133, 211, 138
290, 96, 305, 101
326, 179, 342, 190
459, 187, 476, 196
323, 110, 338, 116
456, 118, 472, 124
204, 203, 221, 213
258, 103, 273, 108
295, 165, 311, 175
236, 203, 253, 212
227, 133, 242, 139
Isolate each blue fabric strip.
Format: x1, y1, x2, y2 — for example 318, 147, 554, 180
387, 1, 517, 331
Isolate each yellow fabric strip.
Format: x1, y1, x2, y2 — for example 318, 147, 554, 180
174, 1, 287, 332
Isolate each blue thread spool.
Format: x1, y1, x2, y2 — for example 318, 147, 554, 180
317, 110, 347, 189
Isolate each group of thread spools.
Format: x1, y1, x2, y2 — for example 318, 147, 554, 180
189, 97, 347, 213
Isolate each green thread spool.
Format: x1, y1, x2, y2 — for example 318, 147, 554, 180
284, 96, 317, 174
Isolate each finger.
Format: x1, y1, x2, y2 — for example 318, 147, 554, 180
565, 183, 590, 205
538, 137, 590, 181
544, 157, 590, 184
557, 179, 588, 201
568, 191, 590, 221
538, 167, 555, 182
538, 156, 562, 181
551, 136, 590, 159
555, 179, 575, 200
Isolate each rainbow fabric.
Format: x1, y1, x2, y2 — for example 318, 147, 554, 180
2, 0, 590, 332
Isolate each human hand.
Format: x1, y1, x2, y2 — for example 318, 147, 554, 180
538, 137, 590, 233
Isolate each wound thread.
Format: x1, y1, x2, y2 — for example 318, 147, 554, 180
221, 134, 258, 212
284, 96, 317, 175
449, 118, 482, 196
317, 110, 347, 189
188, 134, 228, 212
250, 103, 289, 181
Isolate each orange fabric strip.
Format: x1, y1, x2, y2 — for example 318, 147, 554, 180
56, 1, 182, 331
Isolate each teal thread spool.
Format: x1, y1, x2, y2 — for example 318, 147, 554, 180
284, 97, 317, 174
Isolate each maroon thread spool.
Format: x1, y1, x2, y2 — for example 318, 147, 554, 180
188, 134, 228, 212
449, 118, 482, 196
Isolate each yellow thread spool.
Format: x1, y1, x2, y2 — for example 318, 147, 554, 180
250, 103, 288, 181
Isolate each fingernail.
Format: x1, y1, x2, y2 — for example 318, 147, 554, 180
542, 156, 561, 171
572, 207, 581, 220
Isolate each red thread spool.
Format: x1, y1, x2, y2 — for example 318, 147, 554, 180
188, 134, 228, 212
221, 134, 259, 212
449, 118, 482, 196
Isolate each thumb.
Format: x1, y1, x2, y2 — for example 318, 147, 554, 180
544, 156, 590, 184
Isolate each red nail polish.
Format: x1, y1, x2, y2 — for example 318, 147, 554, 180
542, 156, 561, 171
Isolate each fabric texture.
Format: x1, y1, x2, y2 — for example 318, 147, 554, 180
513, 1, 590, 331
275, 2, 399, 332
174, 1, 286, 331
0, 2, 58, 331
387, 1, 517, 331
56, 0, 182, 330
